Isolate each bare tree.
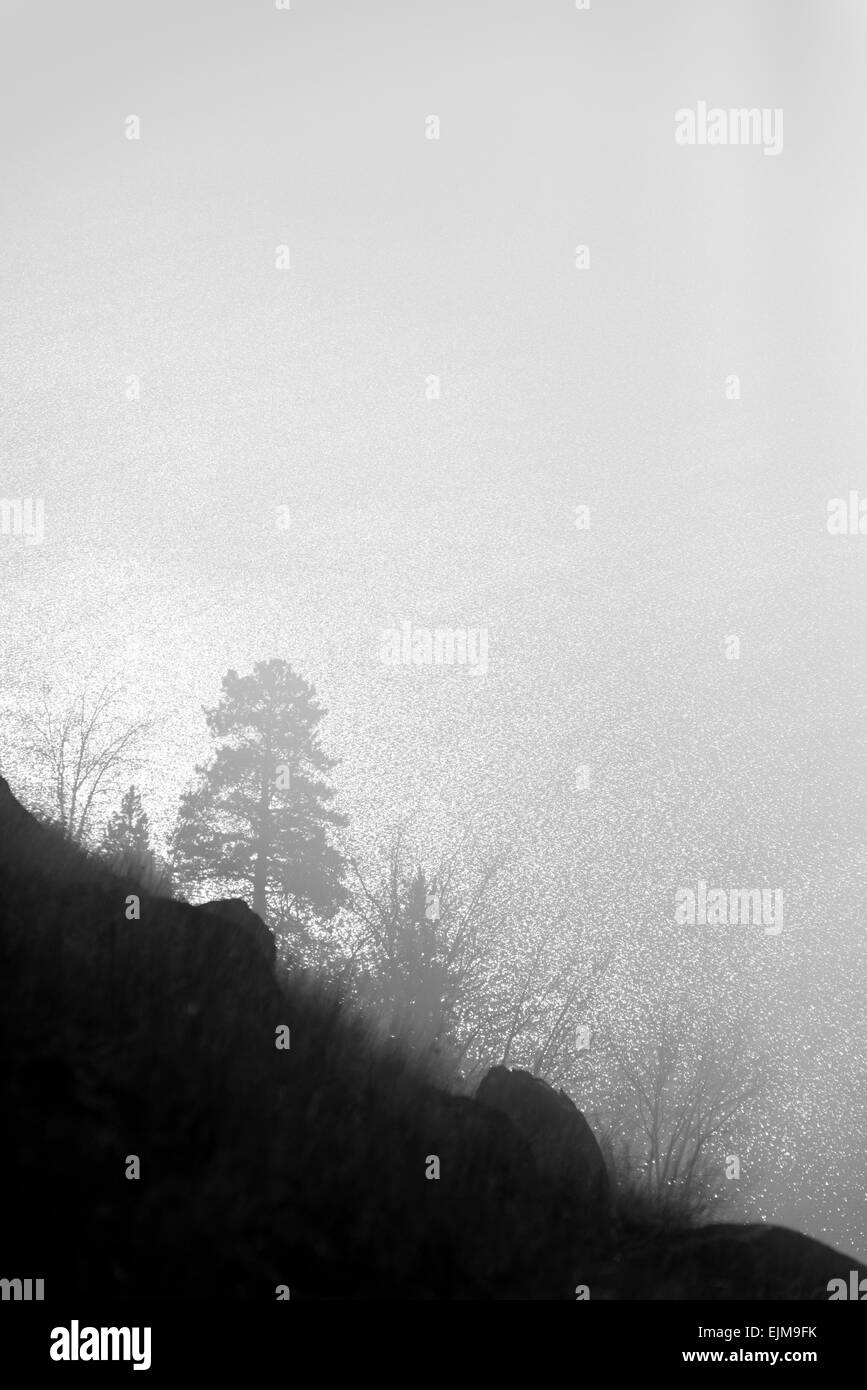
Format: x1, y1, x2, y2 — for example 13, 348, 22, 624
16, 681, 151, 842
440, 915, 611, 1094
612, 1011, 769, 1211
490, 916, 612, 1085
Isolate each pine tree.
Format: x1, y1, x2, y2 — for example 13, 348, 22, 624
101, 784, 152, 862
395, 867, 452, 1036
170, 659, 348, 930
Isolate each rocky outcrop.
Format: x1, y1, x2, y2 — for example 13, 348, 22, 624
193, 898, 276, 970
0, 777, 577, 1298
586, 1221, 867, 1301
475, 1065, 610, 1246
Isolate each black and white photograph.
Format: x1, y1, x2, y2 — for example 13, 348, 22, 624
1, 0, 865, 1365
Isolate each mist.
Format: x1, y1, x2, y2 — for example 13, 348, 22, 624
1, 0, 865, 1302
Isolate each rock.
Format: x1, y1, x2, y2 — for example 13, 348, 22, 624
475, 1065, 611, 1250
0, 774, 58, 855
411, 1086, 577, 1298
586, 1221, 867, 1300
193, 898, 276, 970
668, 1222, 867, 1301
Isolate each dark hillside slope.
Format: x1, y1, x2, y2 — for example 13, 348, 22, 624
0, 777, 570, 1299
0, 775, 863, 1300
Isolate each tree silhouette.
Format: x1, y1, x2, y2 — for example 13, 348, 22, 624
99, 784, 166, 889
170, 659, 348, 931
16, 681, 150, 842
344, 827, 503, 1057
101, 784, 151, 861
612, 1010, 769, 1214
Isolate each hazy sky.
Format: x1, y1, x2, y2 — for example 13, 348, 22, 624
2, 0, 867, 1252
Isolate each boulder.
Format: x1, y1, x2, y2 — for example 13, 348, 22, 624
193, 898, 276, 970
587, 1221, 867, 1300
475, 1065, 611, 1249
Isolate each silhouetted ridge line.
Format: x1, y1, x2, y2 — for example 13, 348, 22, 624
0, 776, 863, 1299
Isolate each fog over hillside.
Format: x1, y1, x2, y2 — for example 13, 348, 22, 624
2, 0, 866, 1272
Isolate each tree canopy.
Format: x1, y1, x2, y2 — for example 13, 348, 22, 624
170, 659, 348, 932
